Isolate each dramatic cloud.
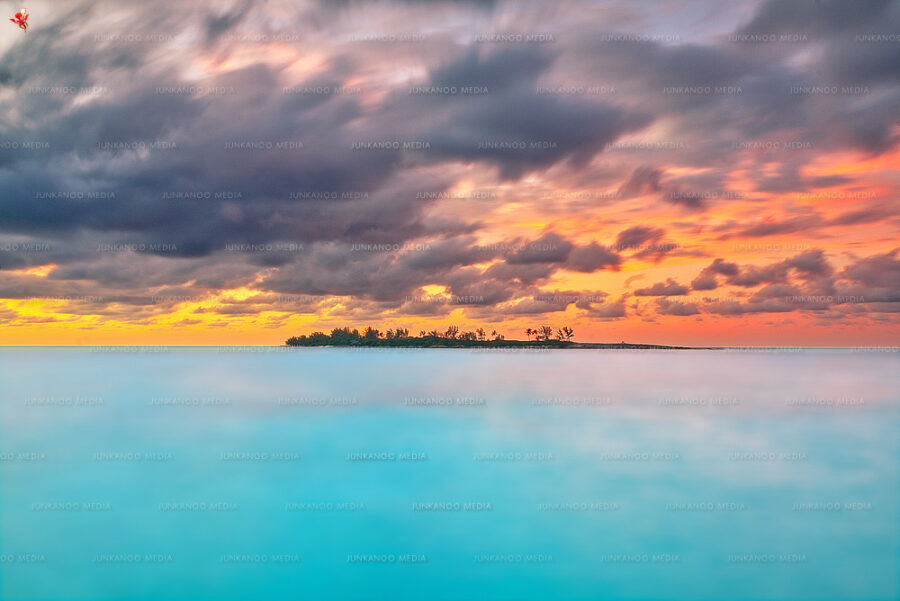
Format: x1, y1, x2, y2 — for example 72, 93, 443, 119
634, 279, 690, 297
655, 298, 700, 316
691, 259, 741, 291
0, 0, 898, 344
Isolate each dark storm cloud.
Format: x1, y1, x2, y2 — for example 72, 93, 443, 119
729, 216, 824, 239
842, 249, 900, 289
750, 283, 803, 301
655, 298, 699, 316
718, 201, 899, 240
204, 1, 253, 44
675, 248, 900, 318
691, 258, 745, 291
737, 0, 893, 37
617, 166, 663, 198
786, 250, 833, 278
1, 24, 441, 263
584, 298, 627, 319
444, 268, 524, 306
829, 204, 899, 227
506, 232, 573, 264
503, 289, 607, 315
480, 261, 555, 287
424, 93, 652, 179
570, 0, 900, 180
702, 299, 795, 316
752, 163, 855, 195
616, 226, 665, 250
566, 243, 622, 272
417, 45, 653, 179
502, 232, 622, 273
613, 225, 675, 262
1, 0, 898, 329
402, 236, 499, 270
429, 45, 555, 91
634, 279, 689, 297
726, 262, 790, 288
254, 231, 611, 310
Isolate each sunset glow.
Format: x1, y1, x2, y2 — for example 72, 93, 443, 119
1, 0, 898, 346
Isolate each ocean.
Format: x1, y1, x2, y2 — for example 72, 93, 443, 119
1, 347, 897, 600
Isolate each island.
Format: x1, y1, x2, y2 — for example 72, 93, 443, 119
285, 326, 711, 349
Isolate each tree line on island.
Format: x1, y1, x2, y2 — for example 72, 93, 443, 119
285, 325, 576, 347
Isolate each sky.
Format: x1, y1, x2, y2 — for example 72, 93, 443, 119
0, 0, 898, 346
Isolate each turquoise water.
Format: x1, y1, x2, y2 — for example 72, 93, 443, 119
0, 348, 898, 600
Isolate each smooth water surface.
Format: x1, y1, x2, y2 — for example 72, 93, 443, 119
0, 348, 897, 600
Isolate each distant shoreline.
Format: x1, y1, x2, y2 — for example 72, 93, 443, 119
559, 342, 718, 350
283, 343, 719, 350
284, 326, 726, 349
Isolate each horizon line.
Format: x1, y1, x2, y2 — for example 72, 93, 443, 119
1, 344, 898, 350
